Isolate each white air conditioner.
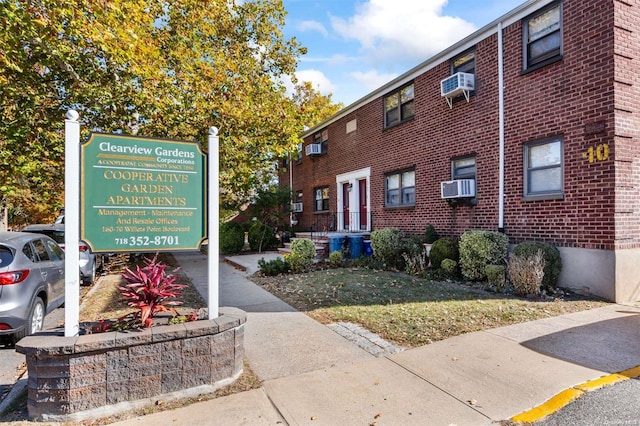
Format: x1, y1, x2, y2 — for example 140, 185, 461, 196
292, 202, 303, 213
305, 143, 322, 156
440, 72, 475, 108
441, 179, 476, 199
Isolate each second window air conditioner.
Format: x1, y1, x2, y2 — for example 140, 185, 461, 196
440, 179, 476, 199
305, 143, 322, 156
440, 72, 475, 97
292, 202, 303, 213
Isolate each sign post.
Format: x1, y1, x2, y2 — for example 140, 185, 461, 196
64, 110, 81, 337
208, 127, 219, 319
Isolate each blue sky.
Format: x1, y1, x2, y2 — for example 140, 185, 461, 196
281, 0, 524, 106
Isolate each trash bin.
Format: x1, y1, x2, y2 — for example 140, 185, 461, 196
363, 240, 373, 257
348, 235, 364, 259
328, 235, 346, 253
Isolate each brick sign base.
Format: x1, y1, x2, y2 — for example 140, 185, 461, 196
16, 307, 246, 422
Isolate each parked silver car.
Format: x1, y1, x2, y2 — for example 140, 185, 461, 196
21, 223, 103, 285
0, 232, 65, 343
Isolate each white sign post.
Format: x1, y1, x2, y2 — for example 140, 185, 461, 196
207, 127, 220, 319
64, 110, 81, 337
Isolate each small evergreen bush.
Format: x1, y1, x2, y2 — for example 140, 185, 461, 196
258, 257, 289, 276
285, 252, 311, 273
459, 230, 508, 281
424, 224, 440, 244
370, 228, 404, 269
441, 258, 458, 276
290, 238, 317, 260
512, 241, 562, 290
508, 251, 545, 296
485, 264, 506, 291
248, 221, 277, 251
219, 221, 245, 254
429, 237, 459, 269
328, 251, 344, 267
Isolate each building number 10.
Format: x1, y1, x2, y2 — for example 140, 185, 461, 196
582, 143, 609, 164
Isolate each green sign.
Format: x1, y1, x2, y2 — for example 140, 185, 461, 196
81, 133, 206, 252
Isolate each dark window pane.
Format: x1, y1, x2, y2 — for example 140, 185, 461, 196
33, 239, 50, 261
22, 243, 36, 262
386, 108, 399, 126
386, 189, 400, 206
401, 101, 415, 121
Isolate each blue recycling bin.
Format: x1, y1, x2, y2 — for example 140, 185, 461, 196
363, 240, 373, 257
328, 235, 346, 253
348, 235, 364, 259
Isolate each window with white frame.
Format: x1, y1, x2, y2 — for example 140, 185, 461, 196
385, 169, 415, 207
384, 83, 414, 128
523, 2, 562, 71
524, 137, 563, 199
314, 187, 329, 212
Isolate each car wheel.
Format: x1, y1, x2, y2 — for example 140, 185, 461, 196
14, 297, 45, 342
28, 297, 45, 335
84, 261, 97, 285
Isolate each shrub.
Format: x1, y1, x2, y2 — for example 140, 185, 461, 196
329, 250, 344, 267
429, 237, 459, 269
290, 238, 317, 260
118, 254, 187, 328
441, 258, 458, 276
485, 264, 506, 291
512, 241, 562, 290
219, 221, 245, 254
285, 252, 312, 273
508, 251, 545, 296
459, 231, 508, 281
402, 250, 429, 276
370, 228, 404, 269
258, 257, 290, 276
424, 224, 440, 244
248, 221, 277, 251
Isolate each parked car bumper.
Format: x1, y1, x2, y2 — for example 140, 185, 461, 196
0, 304, 29, 336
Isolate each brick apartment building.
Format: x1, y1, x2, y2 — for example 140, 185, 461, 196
280, 0, 640, 303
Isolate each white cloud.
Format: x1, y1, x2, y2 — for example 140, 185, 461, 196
296, 20, 329, 37
295, 69, 337, 96
330, 0, 477, 65
300, 53, 358, 66
349, 70, 399, 92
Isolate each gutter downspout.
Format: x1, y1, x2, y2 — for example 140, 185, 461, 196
289, 153, 293, 225
498, 21, 505, 232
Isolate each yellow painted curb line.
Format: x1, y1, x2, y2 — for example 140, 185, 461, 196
510, 365, 640, 424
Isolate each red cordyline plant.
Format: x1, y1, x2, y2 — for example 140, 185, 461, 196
118, 253, 187, 328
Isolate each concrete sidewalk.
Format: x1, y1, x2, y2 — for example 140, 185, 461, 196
114, 252, 640, 426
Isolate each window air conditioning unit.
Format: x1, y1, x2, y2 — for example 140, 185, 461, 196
440, 72, 475, 108
441, 179, 476, 199
292, 202, 303, 213
305, 143, 322, 156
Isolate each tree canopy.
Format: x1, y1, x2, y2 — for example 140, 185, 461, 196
0, 0, 341, 225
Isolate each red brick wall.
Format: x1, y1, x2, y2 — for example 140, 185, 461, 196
286, 0, 640, 251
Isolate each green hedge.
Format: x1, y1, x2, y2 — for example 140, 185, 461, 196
429, 237, 458, 269
219, 221, 245, 254
459, 230, 508, 281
